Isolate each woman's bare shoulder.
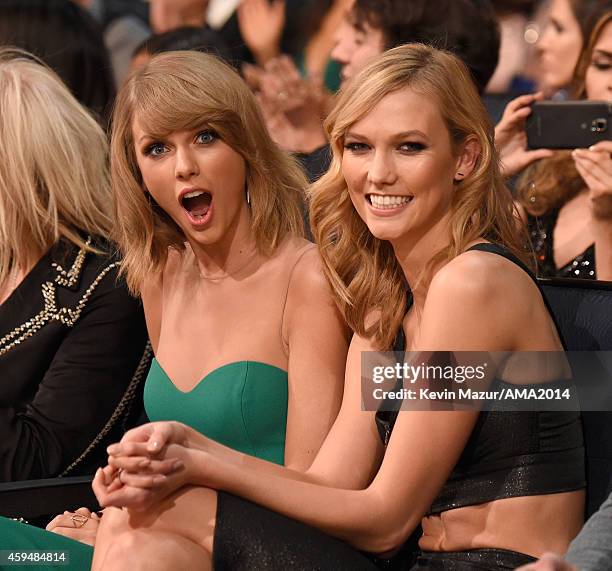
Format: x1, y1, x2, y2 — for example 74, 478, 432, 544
276, 234, 316, 261
272, 235, 321, 283
287, 250, 333, 308
140, 247, 191, 350
421, 248, 542, 351
431, 247, 535, 305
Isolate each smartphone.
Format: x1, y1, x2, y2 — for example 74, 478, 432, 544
526, 100, 612, 149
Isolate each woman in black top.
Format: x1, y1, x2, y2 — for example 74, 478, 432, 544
0, 49, 148, 482
91, 45, 584, 570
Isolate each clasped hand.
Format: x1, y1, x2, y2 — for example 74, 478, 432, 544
92, 421, 194, 511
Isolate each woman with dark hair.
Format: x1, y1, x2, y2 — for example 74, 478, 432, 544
331, 0, 500, 93
504, 9, 612, 280
537, 0, 612, 96
0, 0, 115, 122
526, 6, 612, 280
90, 44, 584, 571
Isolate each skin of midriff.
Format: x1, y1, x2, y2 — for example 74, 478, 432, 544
419, 490, 585, 558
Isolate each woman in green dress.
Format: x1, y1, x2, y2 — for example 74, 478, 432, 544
0, 49, 349, 570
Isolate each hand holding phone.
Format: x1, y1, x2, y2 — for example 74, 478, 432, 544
494, 92, 554, 176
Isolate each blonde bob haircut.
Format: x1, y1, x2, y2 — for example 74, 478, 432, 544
0, 47, 112, 287
309, 44, 527, 350
111, 50, 306, 295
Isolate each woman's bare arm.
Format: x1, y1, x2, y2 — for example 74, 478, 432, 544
281, 248, 349, 470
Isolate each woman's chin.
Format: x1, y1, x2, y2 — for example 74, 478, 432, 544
365, 221, 407, 243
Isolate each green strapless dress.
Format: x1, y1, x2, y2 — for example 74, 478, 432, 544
0, 359, 288, 570
145, 359, 288, 465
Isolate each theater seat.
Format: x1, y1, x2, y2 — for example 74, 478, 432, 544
0, 476, 96, 526
541, 277, 612, 518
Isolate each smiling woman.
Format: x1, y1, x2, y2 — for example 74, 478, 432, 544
341, 90, 466, 244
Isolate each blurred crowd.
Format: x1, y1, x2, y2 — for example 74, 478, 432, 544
2, 1, 602, 129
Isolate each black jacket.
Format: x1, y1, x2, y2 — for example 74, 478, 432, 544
0, 238, 149, 481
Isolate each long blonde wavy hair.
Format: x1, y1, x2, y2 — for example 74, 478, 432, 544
0, 48, 112, 287
309, 44, 527, 349
111, 51, 306, 296
516, 10, 612, 216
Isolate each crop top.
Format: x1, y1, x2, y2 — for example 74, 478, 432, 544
375, 243, 586, 515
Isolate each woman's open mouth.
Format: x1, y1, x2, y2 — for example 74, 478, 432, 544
180, 190, 213, 225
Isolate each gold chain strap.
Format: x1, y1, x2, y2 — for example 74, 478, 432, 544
59, 342, 153, 476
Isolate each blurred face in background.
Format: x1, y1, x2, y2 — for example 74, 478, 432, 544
331, 12, 385, 83
537, 0, 583, 92
585, 19, 612, 100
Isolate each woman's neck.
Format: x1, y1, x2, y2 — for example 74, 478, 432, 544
187, 216, 261, 280
392, 214, 452, 309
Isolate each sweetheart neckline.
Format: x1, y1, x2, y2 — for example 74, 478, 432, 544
151, 358, 288, 395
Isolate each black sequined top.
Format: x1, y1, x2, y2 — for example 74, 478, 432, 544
528, 211, 596, 279
375, 243, 586, 515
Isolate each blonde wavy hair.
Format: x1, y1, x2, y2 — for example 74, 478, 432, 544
111, 51, 306, 295
309, 44, 527, 350
0, 47, 112, 287
516, 10, 612, 216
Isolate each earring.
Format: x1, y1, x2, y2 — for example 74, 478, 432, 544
246, 188, 251, 206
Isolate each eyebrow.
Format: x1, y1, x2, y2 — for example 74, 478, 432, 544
136, 121, 214, 145
593, 49, 612, 58
345, 129, 429, 140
